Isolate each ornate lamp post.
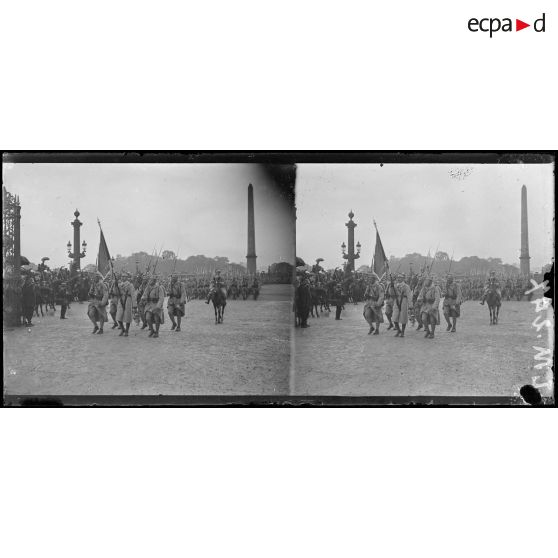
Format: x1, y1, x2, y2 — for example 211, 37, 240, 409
67, 209, 87, 275
341, 210, 361, 275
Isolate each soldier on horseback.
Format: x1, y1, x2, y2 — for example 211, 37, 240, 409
480, 271, 501, 306
205, 269, 225, 304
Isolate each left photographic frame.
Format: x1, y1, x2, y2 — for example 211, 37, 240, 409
2, 153, 296, 405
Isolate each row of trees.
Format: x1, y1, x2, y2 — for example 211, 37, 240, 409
83, 252, 295, 279
357, 252, 523, 276
83, 253, 247, 276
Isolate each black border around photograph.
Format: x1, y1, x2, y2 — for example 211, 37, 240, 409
2, 150, 555, 407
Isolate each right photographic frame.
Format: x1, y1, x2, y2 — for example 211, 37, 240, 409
292, 152, 555, 405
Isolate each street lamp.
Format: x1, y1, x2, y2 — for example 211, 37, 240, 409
67, 209, 86, 274
342, 211, 360, 275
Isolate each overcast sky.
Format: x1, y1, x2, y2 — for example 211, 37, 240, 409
296, 163, 554, 271
3, 163, 295, 269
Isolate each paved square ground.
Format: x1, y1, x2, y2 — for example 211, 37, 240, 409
294, 300, 554, 398
4, 285, 292, 397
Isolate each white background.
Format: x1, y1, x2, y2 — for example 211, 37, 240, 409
1, 1, 556, 558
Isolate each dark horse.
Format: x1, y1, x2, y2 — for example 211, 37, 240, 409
486, 285, 501, 325
209, 287, 227, 324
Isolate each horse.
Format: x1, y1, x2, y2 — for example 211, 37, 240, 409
34, 284, 44, 317
209, 287, 227, 324
486, 286, 501, 325
240, 284, 248, 300
316, 286, 330, 313
310, 286, 320, 318
228, 284, 239, 300
35, 283, 54, 316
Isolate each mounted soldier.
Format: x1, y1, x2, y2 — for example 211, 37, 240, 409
205, 270, 225, 304
480, 271, 501, 306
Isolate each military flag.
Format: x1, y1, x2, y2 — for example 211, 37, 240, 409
373, 220, 389, 278
96, 220, 112, 276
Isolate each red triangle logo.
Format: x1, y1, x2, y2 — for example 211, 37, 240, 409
516, 19, 530, 31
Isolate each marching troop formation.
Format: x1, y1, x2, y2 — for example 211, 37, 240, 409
16, 263, 262, 333
14, 258, 535, 339
86, 270, 261, 337
294, 267, 516, 338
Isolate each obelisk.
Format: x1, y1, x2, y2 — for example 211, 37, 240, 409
519, 185, 530, 277
246, 184, 257, 274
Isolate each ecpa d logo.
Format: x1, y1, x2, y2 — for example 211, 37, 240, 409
468, 13, 546, 37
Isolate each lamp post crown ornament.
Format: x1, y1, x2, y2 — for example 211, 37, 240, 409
74, 209, 80, 218
348, 210, 354, 219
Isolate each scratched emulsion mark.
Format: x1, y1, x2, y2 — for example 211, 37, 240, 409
519, 278, 554, 403
448, 167, 473, 180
